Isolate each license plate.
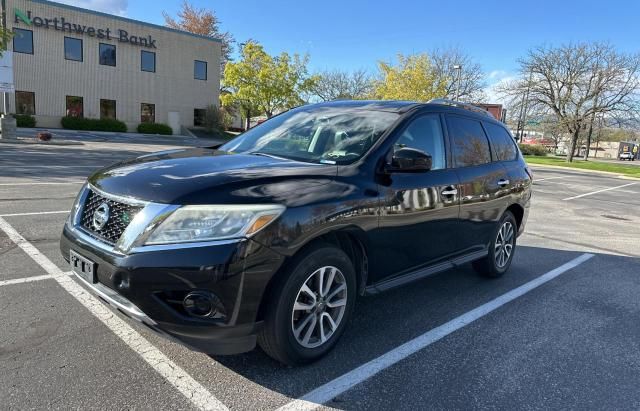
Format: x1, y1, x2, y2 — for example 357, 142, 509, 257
70, 250, 97, 283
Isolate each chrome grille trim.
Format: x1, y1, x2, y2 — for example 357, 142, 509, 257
79, 189, 144, 245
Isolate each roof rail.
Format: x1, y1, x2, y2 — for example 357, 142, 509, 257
427, 99, 493, 118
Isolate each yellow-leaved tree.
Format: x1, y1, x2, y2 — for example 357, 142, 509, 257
373, 53, 449, 101
221, 42, 317, 119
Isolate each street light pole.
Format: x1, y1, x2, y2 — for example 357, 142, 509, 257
453, 65, 462, 101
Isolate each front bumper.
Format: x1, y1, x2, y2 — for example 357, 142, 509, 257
61, 224, 284, 355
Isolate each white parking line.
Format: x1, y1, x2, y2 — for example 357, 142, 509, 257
562, 182, 637, 201
0, 211, 69, 217
0, 272, 72, 287
0, 182, 85, 186
535, 176, 566, 182
277, 253, 594, 411
0, 217, 228, 411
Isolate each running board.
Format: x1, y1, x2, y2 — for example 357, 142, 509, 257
364, 249, 488, 295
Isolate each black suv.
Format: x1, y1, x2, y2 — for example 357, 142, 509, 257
61, 100, 532, 365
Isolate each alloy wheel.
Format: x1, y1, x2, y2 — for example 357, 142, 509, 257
495, 221, 515, 268
291, 266, 348, 349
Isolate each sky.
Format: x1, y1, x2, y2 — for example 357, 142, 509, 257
59, 0, 640, 99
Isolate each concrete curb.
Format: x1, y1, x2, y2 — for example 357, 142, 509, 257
0, 137, 83, 146
529, 163, 640, 181
17, 127, 190, 139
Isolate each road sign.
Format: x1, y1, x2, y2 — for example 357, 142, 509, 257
0, 52, 14, 93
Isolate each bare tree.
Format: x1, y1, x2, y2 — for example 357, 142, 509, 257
310, 69, 373, 101
164, 1, 234, 71
430, 47, 486, 102
499, 43, 640, 162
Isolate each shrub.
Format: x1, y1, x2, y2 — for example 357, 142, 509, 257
61, 116, 127, 132
14, 114, 36, 128
203, 105, 232, 133
137, 122, 173, 135
518, 143, 548, 156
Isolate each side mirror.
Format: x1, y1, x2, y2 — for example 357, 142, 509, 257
387, 148, 432, 172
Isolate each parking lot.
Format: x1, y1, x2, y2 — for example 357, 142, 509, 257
1, 136, 640, 410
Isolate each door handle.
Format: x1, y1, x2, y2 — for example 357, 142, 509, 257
441, 187, 458, 196
497, 179, 510, 187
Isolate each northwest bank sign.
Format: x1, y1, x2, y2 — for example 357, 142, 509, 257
14, 8, 157, 48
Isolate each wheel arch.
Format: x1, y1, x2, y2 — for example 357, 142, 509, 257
255, 227, 370, 322
506, 203, 525, 230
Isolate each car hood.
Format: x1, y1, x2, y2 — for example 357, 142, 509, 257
89, 148, 338, 204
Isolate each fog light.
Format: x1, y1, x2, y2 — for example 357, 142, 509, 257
183, 291, 225, 319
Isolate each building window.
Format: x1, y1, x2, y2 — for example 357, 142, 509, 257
99, 43, 116, 66
13, 28, 33, 54
66, 96, 84, 117
141, 103, 155, 123
194, 109, 206, 126
64, 37, 83, 61
194, 60, 207, 80
100, 99, 117, 120
141, 50, 156, 72
15, 91, 35, 115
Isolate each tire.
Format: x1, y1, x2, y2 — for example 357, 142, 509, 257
472, 211, 517, 278
258, 244, 356, 365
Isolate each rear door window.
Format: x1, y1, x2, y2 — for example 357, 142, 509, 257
446, 116, 492, 167
484, 122, 518, 161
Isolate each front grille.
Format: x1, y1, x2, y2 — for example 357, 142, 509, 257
80, 189, 143, 245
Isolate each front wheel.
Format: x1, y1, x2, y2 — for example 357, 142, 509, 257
473, 211, 517, 278
258, 245, 356, 365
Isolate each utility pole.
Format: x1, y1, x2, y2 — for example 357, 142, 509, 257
516, 69, 533, 141
453, 65, 462, 101
1, 0, 8, 116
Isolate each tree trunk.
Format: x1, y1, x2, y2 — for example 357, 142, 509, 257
567, 130, 580, 162
583, 113, 597, 161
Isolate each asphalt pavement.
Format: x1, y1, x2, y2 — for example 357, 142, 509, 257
1, 137, 639, 410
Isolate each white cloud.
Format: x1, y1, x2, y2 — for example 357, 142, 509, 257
484, 71, 517, 104
56, 0, 128, 16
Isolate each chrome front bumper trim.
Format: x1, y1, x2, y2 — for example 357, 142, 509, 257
73, 272, 157, 325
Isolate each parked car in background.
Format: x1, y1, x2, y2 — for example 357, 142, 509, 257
619, 152, 635, 161
61, 99, 532, 365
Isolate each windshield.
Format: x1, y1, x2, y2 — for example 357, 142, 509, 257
220, 106, 399, 164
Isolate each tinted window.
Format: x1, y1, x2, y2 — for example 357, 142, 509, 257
141, 103, 155, 123
99, 43, 116, 66
394, 114, 446, 170
194, 60, 207, 80
13, 28, 33, 54
447, 116, 492, 167
64, 37, 82, 61
141, 50, 155, 72
100, 99, 116, 120
66, 96, 83, 117
484, 122, 518, 161
221, 107, 399, 165
15, 91, 35, 114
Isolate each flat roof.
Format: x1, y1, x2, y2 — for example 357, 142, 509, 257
27, 0, 222, 43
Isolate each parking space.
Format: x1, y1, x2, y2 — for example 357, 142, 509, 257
1, 138, 640, 410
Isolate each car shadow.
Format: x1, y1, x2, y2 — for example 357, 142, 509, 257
210, 245, 636, 401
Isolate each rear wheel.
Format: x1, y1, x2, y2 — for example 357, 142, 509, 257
258, 245, 356, 365
473, 211, 517, 278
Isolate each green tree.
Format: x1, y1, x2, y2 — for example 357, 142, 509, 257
372, 53, 448, 101
222, 42, 316, 118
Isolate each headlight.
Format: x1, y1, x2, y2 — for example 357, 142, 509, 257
68, 183, 88, 226
144, 204, 285, 245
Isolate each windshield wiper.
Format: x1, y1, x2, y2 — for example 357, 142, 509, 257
250, 152, 287, 160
